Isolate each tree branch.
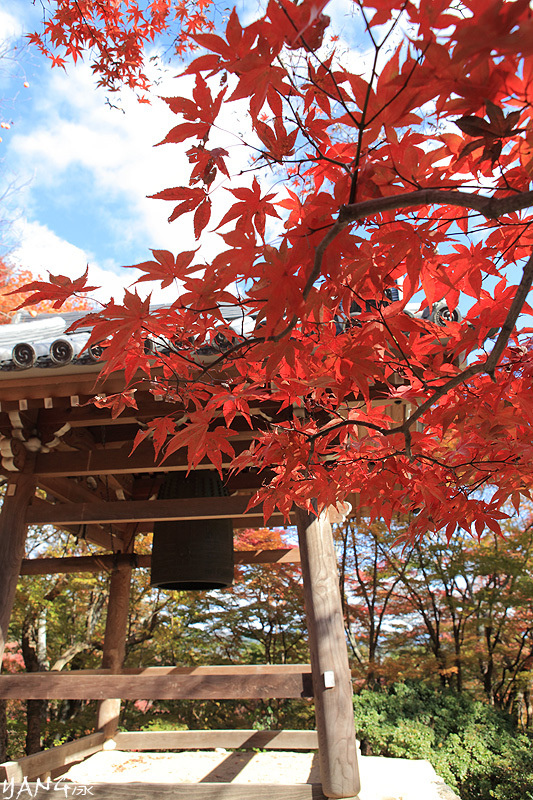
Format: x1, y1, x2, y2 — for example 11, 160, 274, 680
301, 189, 533, 308
339, 188, 533, 225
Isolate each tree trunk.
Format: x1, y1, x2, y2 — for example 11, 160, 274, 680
25, 699, 44, 755
22, 607, 49, 755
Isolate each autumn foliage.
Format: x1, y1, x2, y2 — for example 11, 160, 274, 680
24, 0, 533, 539
30, 0, 215, 94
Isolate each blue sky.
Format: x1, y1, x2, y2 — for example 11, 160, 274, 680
0, 0, 207, 303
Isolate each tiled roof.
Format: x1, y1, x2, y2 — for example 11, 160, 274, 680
0, 305, 255, 372
0, 311, 100, 371
0, 300, 458, 373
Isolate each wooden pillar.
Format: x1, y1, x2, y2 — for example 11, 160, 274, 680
295, 507, 360, 800
96, 558, 132, 737
0, 473, 36, 668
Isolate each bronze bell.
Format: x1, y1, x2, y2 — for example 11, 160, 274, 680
150, 471, 234, 591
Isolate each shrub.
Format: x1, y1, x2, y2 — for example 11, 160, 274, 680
353, 682, 533, 800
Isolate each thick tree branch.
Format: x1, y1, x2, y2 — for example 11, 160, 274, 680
339, 188, 533, 224
304, 189, 533, 302
302, 250, 533, 458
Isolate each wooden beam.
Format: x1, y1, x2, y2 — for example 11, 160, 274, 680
34, 442, 187, 477
106, 473, 134, 499
84, 421, 265, 448
25, 496, 293, 526
21, 554, 130, 575
29, 496, 127, 550
0, 670, 314, 700
38, 475, 111, 505
0, 370, 103, 403
34, 394, 291, 429
20, 548, 301, 575
235, 548, 300, 565
0, 665, 312, 675
233, 515, 293, 528
74, 526, 124, 551
0, 732, 105, 781
113, 729, 318, 751
7, 785, 327, 800
37, 398, 181, 428
33, 441, 254, 477
0, 473, 36, 666
295, 508, 360, 800
0, 367, 167, 405
39, 474, 132, 505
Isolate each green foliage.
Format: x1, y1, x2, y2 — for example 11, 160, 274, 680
5, 701, 26, 760
353, 682, 533, 800
141, 718, 188, 732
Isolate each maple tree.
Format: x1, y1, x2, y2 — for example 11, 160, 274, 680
24, 0, 533, 538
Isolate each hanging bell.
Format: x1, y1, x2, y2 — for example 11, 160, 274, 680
150, 471, 234, 591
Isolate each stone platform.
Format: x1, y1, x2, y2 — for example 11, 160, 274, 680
60, 749, 461, 800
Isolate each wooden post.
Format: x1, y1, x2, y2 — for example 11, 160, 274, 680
295, 507, 360, 800
0, 474, 36, 667
96, 558, 132, 737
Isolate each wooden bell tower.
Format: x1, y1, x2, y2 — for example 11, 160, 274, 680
0, 314, 360, 800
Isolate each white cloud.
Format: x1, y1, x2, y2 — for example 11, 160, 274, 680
8, 219, 129, 304
2, 47, 275, 311
7, 54, 269, 266
0, 8, 22, 41
7, 219, 194, 308
9, 61, 186, 248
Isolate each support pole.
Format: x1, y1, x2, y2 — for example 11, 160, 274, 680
96, 558, 132, 738
295, 507, 360, 800
0, 474, 36, 667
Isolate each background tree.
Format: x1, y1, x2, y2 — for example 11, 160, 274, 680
9, 526, 108, 754
5, 523, 309, 757
336, 507, 533, 716
337, 518, 413, 686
